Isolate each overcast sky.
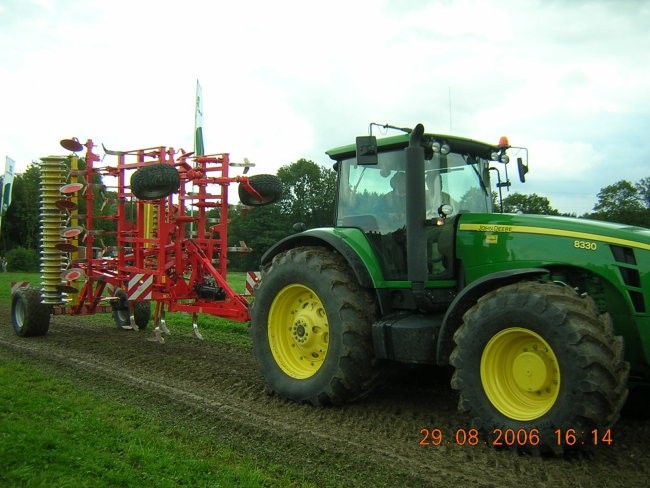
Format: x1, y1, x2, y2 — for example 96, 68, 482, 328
1, 0, 648, 215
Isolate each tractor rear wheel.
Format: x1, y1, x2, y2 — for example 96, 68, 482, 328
130, 163, 180, 200
238, 174, 282, 206
450, 281, 629, 454
250, 246, 381, 405
11, 287, 51, 337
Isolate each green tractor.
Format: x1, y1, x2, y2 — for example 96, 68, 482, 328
250, 123, 649, 454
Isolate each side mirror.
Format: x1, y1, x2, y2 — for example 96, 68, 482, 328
356, 136, 378, 165
517, 156, 529, 183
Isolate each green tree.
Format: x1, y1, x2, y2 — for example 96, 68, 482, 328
1, 162, 41, 251
226, 204, 292, 271
226, 159, 337, 270
6, 246, 39, 271
502, 193, 560, 215
636, 177, 650, 209
593, 180, 643, 214
583, 179, 649, 227
276, 159, 337, 228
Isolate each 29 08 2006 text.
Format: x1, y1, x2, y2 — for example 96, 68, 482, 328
419, 427, 614, 447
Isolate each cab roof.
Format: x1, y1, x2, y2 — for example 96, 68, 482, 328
325, 133, 500, 161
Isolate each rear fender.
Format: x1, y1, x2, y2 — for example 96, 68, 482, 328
261, 229, 373, 288
436, 268, 549, 365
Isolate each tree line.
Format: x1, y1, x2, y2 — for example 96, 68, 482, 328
502, 177, 650, 228
0, 156, 647, 271
225, 158, 336, 271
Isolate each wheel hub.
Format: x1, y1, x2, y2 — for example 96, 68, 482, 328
292, 320, 307, 342
512, 351, 549, 392
481, 327, 560, 421
269, 284, 330, 379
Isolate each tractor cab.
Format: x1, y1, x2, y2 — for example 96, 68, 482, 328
328, 126, 524, 281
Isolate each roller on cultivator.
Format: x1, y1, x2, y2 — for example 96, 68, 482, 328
11, 137, 281, 340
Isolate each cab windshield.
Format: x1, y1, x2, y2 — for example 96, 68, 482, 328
337, 149, 492, 234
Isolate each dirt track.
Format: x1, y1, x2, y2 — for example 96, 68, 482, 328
1, 306, 649, 488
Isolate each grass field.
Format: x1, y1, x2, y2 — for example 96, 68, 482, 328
0, 271, 37, 303
0, 271, 314, 488
0, 361, 310, 488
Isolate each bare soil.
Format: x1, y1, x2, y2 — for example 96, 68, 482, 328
1, 306, 648, 488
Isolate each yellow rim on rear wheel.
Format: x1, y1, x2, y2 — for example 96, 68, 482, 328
480, 327, 560, 421
268, 284, 330, 379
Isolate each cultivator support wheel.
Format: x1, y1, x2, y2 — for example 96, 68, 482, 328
111, 289, 151, 330
238, 174, 283, 206
130, 163, 181, 200
12, 287, 51, 337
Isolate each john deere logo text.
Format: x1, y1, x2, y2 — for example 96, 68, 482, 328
478, 225, 512, 232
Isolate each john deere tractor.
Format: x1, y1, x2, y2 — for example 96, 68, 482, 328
250, 123, 649, 454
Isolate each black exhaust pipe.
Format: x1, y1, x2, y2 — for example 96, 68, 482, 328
405, 124, 427, 302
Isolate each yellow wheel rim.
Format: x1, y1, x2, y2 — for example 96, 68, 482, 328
268, 284, 329, 379
480, 327, 560, 421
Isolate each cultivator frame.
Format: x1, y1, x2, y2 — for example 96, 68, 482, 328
35, 137, 274, 334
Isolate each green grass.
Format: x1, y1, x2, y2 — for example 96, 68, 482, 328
225, 271, 248, 295
0, 272, 317, 488
0, 360, 312, 488
0, 271, 38, 303
0, 272, 310, 487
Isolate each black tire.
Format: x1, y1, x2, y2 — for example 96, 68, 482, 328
112, 289, 130, 329
249, 246, 381, 405
450, 281, 629, 455
131, 163, 180, 200
133, 301, 151, 329
238, 174, 282, 206
112, 289, 150, 330
11, 288, 51, 337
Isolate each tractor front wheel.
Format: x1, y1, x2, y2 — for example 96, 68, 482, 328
450, 281, 629, 454
250, 246, 380, 405
11, 288, 51, 337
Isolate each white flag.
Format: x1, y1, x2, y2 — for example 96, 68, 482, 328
194, 80, 204, 156
1, 156, 15, 215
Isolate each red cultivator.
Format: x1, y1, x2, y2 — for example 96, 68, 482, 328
11, 137, 281, 339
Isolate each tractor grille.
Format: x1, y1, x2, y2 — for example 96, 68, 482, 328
610, 244, 645, 313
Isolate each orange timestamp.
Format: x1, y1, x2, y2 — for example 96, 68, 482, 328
419, 427, 614, 447
554, 428, 613, 446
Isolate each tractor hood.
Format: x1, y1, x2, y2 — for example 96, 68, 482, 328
457, 213, 650, 251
